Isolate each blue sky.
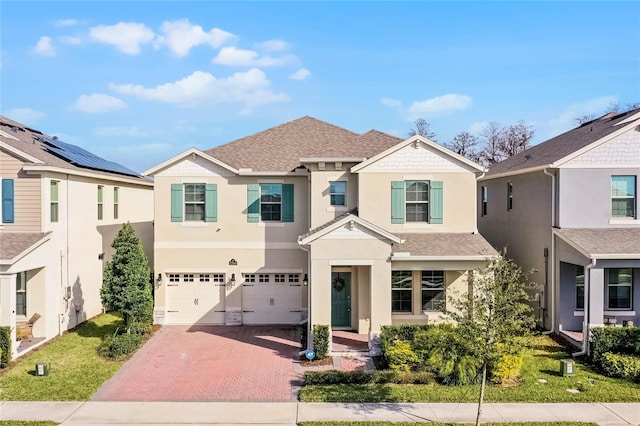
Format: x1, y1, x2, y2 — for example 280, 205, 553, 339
2, 1, 639, 173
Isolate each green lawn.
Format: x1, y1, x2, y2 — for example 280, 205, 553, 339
299, 335, 640, 402
0, 313, 125, 401
0, 422, 58, 426
298, 423, 596, 426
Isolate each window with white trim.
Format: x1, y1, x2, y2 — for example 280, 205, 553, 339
259, 274, 269, 283
168, 274, 179, 283
16, 271, 27, 316
576, 265, 585, 310
607, 268, 632, 310
97, 185, 104, 220
213, 274, 225, 283
611, 176, 636, 218
199, 274, 211, 282
288, 274, 300, 283
185, 184, 206, 221
421, 271, 445, 311
260, 184, 282, 221
113, 187, 119, 219
330, 181, 346, 206
392, 271, 413, 313
243, 274, 256, 283
481, 185, 487, 216
183, 274, 194, 282
406, 181, 429, 222
274, 274, 285, 283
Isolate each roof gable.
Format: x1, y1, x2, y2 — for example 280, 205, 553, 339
352, 135, 484, 173
299, 212, 402, 245
144, 148, 238, 176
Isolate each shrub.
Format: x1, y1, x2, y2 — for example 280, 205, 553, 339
380, 324, 430, 358
599, 352, 640, 383
127, 321, 152, 336
386, 340, 420, 372
590, 327, 640, 364
413, 324, 456, 360
372, 369, 435, 385
0, 326, 11, 368
302, 369, 435, 386
490, 353, 523, 384
98, 332, 143, 359
313, 324, 330, 359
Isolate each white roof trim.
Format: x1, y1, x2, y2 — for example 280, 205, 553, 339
479, 165, 552, 181
0, 141, 44, 164
299, 214, 402, 245
391, 255, 497, 261
552, 229, 640, 260
351, 135, 485, 173
0, 233, 51, 265
143, 148, 239, 176
22, 165, 153, 186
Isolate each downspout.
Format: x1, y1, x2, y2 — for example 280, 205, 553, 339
543, 168, 556, 334
573, 258, 596, 357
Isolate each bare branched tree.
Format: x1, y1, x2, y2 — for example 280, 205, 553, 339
408, 118, 437, 141
499, 120, 535, 158
574, 114, 596, 126
477, 121, 504, 165
448, 131, 480, 163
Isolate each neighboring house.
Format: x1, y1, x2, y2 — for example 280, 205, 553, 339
0, 116, 154, 357
146, 116, 497, 353
478, 109, 640, 352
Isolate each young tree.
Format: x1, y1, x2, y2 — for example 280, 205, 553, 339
447, 131, 481, 163
407, 118, 437, 141
447, 254, 536, 426
101, 222, 153, 327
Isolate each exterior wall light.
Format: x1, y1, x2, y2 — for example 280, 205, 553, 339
230, 273, 236, 286
303, 274, 308, 286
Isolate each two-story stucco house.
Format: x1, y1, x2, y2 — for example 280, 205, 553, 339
146, 116, 497, 353
0, 116, 154, 357
478, 109, 640, 353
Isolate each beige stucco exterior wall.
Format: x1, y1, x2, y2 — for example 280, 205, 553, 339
0, 149, 41, 232
307, 165, 359, 229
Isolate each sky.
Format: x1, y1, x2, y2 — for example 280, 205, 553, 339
2, 1, 639, 173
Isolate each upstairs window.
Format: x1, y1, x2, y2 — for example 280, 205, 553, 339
391, 180, 443, 224
260, 184, 282, 221
576, 265, 585, 310
330, 181, 346, 206
611, 176, 636, 218
481, 185, 488, 216
507, 182, 513, 211
246, 183, 294, 223
185, 184, 205, 221
97, 185, 104, 220
50, 181, 59, 223
406, 181, 429, 222
171, 183, 217, 223
113, 187, 119, 219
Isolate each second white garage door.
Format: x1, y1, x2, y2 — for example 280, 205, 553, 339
242, 273, 302, 324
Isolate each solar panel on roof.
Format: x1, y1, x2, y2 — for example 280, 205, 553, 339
40, 136, 140, 177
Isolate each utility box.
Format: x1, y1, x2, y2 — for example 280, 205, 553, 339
35, 362, 50, 376
560, 359, 574, 377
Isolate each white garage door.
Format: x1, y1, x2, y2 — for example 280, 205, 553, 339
165, 273, 225, 324
242, 273, 302, 324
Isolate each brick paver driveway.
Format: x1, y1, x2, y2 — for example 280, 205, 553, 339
92, 325, 301, 402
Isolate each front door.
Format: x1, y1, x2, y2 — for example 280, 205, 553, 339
331, 272, 351, 327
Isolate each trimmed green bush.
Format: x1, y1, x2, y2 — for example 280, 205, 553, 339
0, 326, 11, 368
386, 340, 420, 372
302, 369, 435, 386
313, 324, 330, 359
600, 352, 640, 383
380, 324, 430, 358
590, 327, 640, 364
98, 332, 143, 359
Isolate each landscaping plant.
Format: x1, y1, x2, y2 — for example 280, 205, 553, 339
0, 326, 11, 368
313, 324, 330, 359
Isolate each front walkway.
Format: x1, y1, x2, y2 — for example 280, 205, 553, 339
1, 401, 638, 425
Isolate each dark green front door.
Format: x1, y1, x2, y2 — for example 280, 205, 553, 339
331, 272, 351, 327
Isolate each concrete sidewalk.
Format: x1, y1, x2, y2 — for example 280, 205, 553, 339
0, 401, 638, 425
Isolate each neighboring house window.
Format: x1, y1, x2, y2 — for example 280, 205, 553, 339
576, 265, 585, 310
391, 180, 443, 224
199, 274, 211, 282
611, 176, 636, 218
246, 183, 294, 223
607, 268, 632, 310
50, 181, 59, 223
481, 186, 488, 216
16, 271, 27, 316
171, 183, 217, 223
168, 274, 179, 283
243, 274, 256, 283
391, 271, 413, 313
421, 271, 445, 311
288, 274, 300, 283
113, 187, 119, 219
507, 182, 513, 211
330, 181, 346, 206
185, 184, 205, 221
1, 179, 14, 223
97, 185, 104, 220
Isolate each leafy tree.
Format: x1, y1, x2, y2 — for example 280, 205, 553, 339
101, 222, 153, 328
447, 254, 536, 426
408, 118, 437, 140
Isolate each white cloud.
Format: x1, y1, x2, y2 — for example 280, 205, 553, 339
4, 108, 46, 124
213, 46, 295, 67
89, 22, 154, 55
468, 121, 489, 135
94, 126, 150, 137
59, 35, 82, 45
34, 36, 56, 57
110, 69, 288, 112
72, 93, 128, 113
289, 68, 311, 81
54, 19, 78, 27
154, 19, 235, 56
257, 39, 288, 52
380, 97, 402, 107
548, 96, 617, 134
406, 94, 472, 121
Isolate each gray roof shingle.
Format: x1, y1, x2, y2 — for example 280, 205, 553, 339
487, 109, 640, 176
555, 228, 640, 258
205, 116, 402, 172
395, 233, 499, 257
0, 232, 51, 262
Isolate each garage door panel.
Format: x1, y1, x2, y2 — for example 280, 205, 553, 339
242, 284, 301, 324
165, 280, 225, 325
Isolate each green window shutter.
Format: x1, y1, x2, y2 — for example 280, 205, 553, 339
171, 184, 183, 222
2, 179, 15, 223
282, 184, 294, 222
205, 184, 218, 222
429, 181, 443, 224
247, 183, 260, 223
391, 181, 405, 224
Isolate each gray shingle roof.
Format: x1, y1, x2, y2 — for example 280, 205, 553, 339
0, 232, 50, 262
395, 233, 499, 257
487, 109, 640, 176
299, 208, 358, 240
205, 116, 402, 172
0, 115, 148, 181
555, 228, 640, 258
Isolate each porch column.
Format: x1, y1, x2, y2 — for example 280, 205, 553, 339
0, 273, 18, 353
588, 268, 605, 327
369, 260, 391, 355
